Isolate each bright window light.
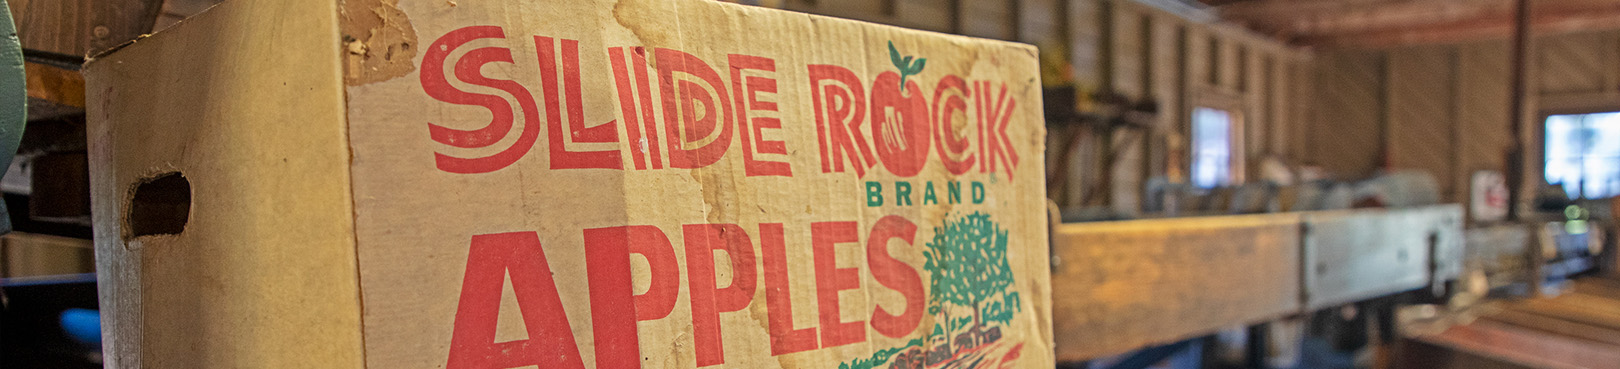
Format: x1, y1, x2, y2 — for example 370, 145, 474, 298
1192, 107, 1233, 189
1545, 112, 1620, 199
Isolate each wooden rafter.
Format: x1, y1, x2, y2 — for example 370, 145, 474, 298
1299, 2, 1620, 48
1206, 0, 1620, 47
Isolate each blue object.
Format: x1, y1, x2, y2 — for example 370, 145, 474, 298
59, 308, 101, 346
1292, 337, 1355, 369
1098, 339, 1202, 369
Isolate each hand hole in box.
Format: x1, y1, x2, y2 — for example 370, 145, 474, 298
127, 172, 191, 237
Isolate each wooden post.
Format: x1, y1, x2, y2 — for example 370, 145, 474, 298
1506, 0, 1530, 221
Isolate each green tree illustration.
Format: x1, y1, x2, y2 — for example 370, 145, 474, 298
924, 212, 1018, 353
837, 338, 923, 369
983, 291, 1021, 325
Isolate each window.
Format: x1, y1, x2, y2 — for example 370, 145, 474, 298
1545, 112, 1620, 199
1192, 107, 1235, 188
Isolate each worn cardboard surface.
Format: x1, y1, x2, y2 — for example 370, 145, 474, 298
91, 0, 1049, 367
345, 0, 1049, 367
85, 0, 363, 368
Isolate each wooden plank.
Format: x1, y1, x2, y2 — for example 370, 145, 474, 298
1122, 0, 1308, 58
893, 0, 955, 32
1110, 5, 1145, 97
1267, 56, 1289, 156
1548, 293, 1620, 318
10, 0, 162, 57
1050, 214, 1302, 361
1110, 128, 1144, 213
1455, 41, 1513, 215
1303, 9, 1620, 49
1217, 0, 1461, 26
1220, 0, 1620, 48
24, 61, 84, 106
1216, 38, 1239, 91
1243, 48, 1265, 159
1, 232, 92, 278
1483, 308, 1620, 347
961, 0, 1014, 39
1537, 31, 1620, 96
5, 0, 23, 25
1015, 0, 1060, 45
1108, 5, 1146, 213
1574, 278, 1620, 299
1387, 46, 1459, 201
1512, 297, 1620, 331
1409, 320, 1620, 369
1396, 337, 1539, 369
794, 0, 975, 34
1287, 61, 1313, 162
1183, 27, 1211, 91
795, 0, 888, 24
155, 0, 227, 32
1039, 0, 1312, 199
1068, 0, 1102, 88
1540, 90, 1620, 114
89, 0, 167, 42
16, 0, 91, 56
1577, 276, 1620, 291
1306, 50, 1385, 178
1176, 24, 1205, 182
1149, 15, 1181, 180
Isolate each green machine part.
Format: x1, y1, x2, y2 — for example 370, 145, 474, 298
0, 0, 28, 234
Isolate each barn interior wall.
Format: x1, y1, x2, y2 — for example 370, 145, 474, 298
1306, 30, 1620, 211
777, 0, 1314, 213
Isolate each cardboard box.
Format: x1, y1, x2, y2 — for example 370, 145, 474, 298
87, 0, 1050, 367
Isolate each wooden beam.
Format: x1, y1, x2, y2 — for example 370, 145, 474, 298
1506, 0, 1529, 222
1295, 4, 1620, 48
10, 0, 165, 57
1216, 0, 1620, 47
1050, 214, 1302, 361
25, 62, 84, 108
1217, 0, 1427, 26
88, 0, 165, 56
1195, 0, 1254, 7
1286, 1, 1506, 36
15, 0, 92, 56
